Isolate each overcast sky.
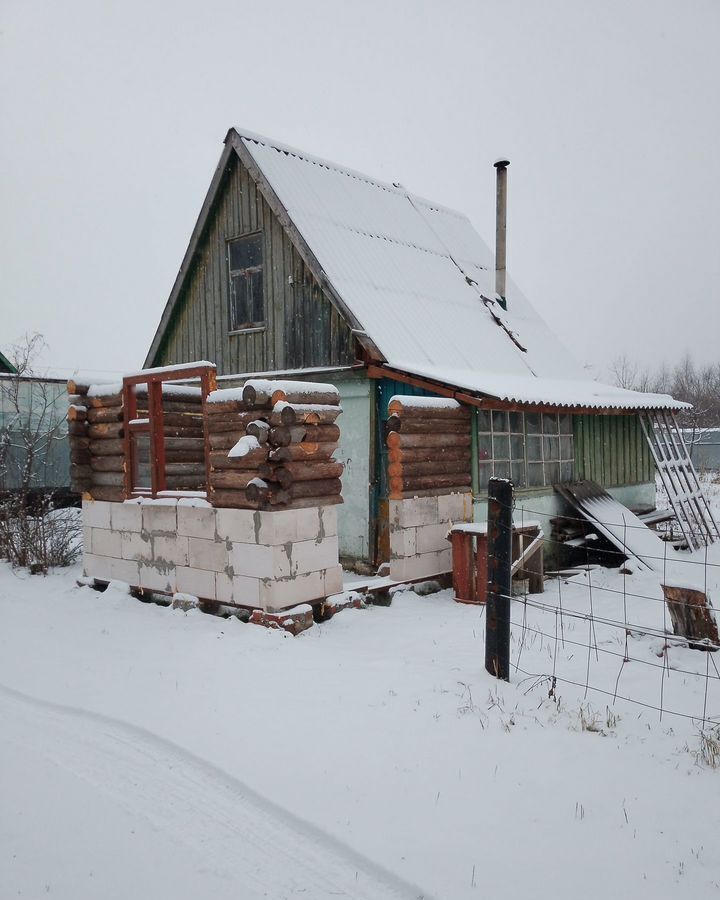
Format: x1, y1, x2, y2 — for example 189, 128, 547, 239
1, 0, 718, 381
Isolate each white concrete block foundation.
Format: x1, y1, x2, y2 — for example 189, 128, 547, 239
82, 499, 341, 613
388, 490, 472, 582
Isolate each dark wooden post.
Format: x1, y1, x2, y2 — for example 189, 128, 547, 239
485, 477, 513, 680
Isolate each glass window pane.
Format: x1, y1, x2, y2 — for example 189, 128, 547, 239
250, 270, 264, 322
528, 462, 544, 487
543, 414, 559, 435
560, 460, 574, 481
492, 410, 509, 433
560, 435, 574, 459
229, 234, 262, 271
545, 462, 560, 485
478, 433, 492, 461
526, 435, 542, 461
476, 409, 491, 432
509, 412, 523, 433
559, 413, 573, 434
493, 434, 510, 460
511, 460, 527, 488
494, 460, 510, 480
543, 436, 559, 460
525, 413, 541, 434
478, 462, 490, 490
510, 434, 525, 460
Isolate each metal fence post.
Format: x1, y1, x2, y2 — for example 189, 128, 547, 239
485, 477, 513, 680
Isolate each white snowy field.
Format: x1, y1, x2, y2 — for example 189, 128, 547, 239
2, 548, 720, 899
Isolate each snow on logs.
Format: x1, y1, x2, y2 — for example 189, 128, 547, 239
66, 381, 205, 501
385, 396, 472, 499
206, 379, 344, 510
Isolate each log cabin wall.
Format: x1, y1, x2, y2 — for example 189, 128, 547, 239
150, 153, 356, 375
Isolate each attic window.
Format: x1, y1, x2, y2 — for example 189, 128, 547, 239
228, 233, 264, 331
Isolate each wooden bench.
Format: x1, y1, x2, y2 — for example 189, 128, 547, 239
448, 521, 544, 605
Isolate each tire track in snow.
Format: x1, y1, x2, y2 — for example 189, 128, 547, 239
0, 682, 432, 900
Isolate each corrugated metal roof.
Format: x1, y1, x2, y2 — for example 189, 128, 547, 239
238, 129, 684, 411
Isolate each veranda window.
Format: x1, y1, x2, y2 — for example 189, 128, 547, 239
122, 363, 216, 498
477, 411, 574, 490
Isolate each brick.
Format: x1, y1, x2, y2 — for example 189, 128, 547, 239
152, 535, 189, 567
248, 605, 314, 636
415, 522, 452, 554
177, 505, 217, 539
175, 566, 215, 600
293, 507, 324, 542
437, 491, 473, 524
188, 537, 228, 572
318, 505, 338, 538
110, 501, 142, 532
389, 548, 453, 582
323, 565, 344, 596
214, 507, 258, 544
231, 542, 274, 579
82, 499, 112, 530
83, 552, 113, 582
390, 496, 439, 529
141, 502, 177, 534
120, 529, 151, 561
91, 528, 122, 559
286, 536, 339, 576
230, 574, 261, 607
390, 527, 416, 558
260, 570, 325, 612
138, 562, 176, 593
82, 526, 93, 554
108, 557, 140, 586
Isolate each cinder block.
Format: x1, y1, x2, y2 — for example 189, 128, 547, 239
152, 535, 189, 567
83, 526, 93, 554
232, 574, 262, 607
141, 503, 177, 534
138, 562, 176, 593
390, 527, 416, 558
175, 566, 215, 600
389, 548, 453, 582
110, 501, 142, 532
188, 537, 228, 572
83, 499, 112, 530
254, 509, 298, 545
120, 529, 151, 561
83, 552, 113, 582
91, 528, 122, 559
286, 536, 339, 576
437, 491, 472, 524
231, 542, 274, 579
323, 565, 343, 596
415, 522, 452, 554
318, 505, 338, 538
214, 507, 258, 544
260, 570, 325, 612
108, 557, 140, 586
177, 505, 217, 540
390, 496, 439, 529
293, 507, 324, 542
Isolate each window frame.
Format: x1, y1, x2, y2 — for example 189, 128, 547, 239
477, 410, 575, 491
122, 363, 216, 499
227, 231, 265, 334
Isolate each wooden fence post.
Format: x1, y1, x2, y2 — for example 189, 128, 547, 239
485, 477, 513, 680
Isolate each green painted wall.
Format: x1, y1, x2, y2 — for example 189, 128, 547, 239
573, 414, 653, 487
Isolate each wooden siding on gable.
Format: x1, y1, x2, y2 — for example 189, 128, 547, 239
152, 153, 356, 375
574, 414, 653, 487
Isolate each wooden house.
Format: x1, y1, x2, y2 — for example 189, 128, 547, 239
144, 128, 686, 568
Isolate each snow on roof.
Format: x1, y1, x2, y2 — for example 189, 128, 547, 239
238, 129, 683, 411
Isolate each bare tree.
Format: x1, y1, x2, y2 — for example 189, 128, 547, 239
0, 334, 80, 570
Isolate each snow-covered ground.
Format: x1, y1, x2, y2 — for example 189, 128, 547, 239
2, 539, 720, 898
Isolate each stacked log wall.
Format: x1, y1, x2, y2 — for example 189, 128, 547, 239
206, 379, 344, 510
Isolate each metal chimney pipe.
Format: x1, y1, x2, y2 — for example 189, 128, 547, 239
494, 158, 510, 310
